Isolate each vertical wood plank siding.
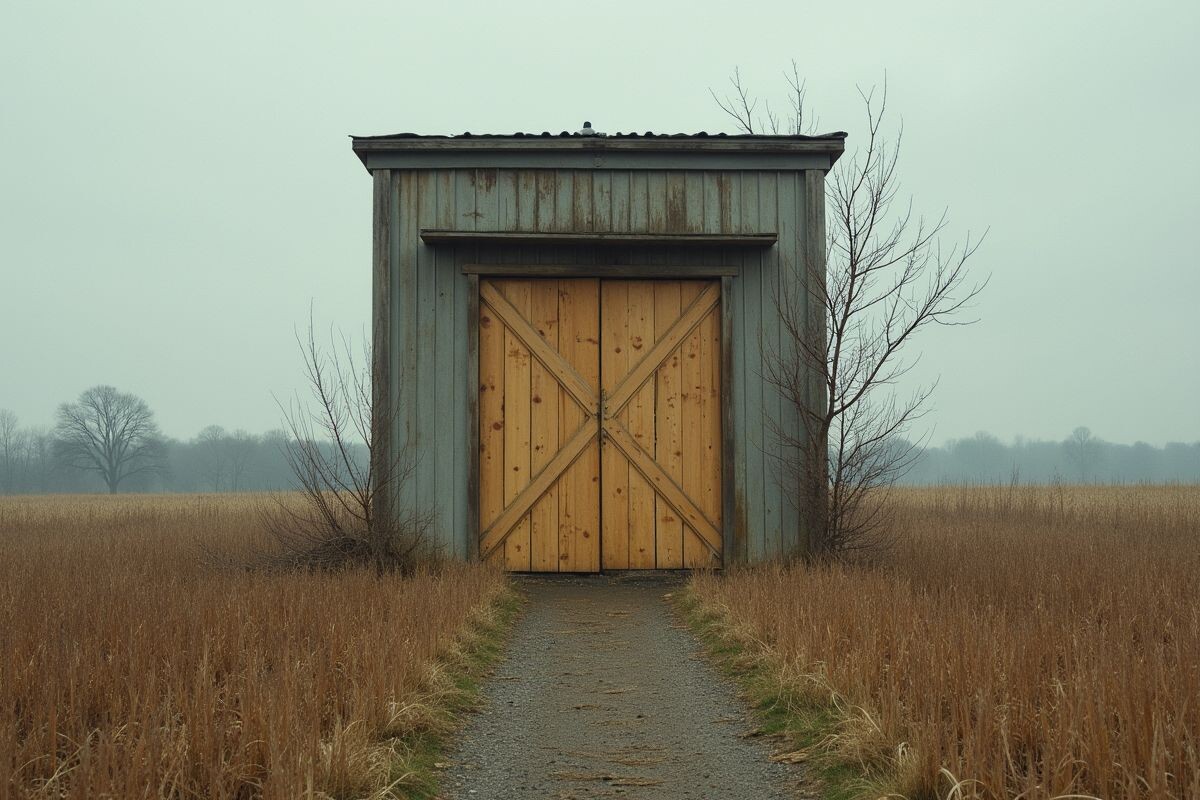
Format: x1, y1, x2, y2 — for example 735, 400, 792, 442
383, 168, 819, 563
370, 170, 393, 532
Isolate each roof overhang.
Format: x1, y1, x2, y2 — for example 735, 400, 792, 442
351, 132, 847, 173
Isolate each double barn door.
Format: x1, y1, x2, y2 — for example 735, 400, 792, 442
478, 278, 723, 571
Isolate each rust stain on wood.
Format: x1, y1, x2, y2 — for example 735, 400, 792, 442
717, 174, 732, 233
665, 185, 686, 231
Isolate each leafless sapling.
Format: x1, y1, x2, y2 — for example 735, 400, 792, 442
263, 316, 432, 572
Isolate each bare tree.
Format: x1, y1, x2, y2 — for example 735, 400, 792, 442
1063, 426, 1100, 483
53, 386, 166, 494
261, 317, 431, 571
22, 426, 54, 493
0, 410, 25, 494
194, 426, 259, 492
196, 424, 229, 491
226, 429, 257, 491
715, 70, 987, 556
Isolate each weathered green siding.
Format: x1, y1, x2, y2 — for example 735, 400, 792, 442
379, 167, 821, 564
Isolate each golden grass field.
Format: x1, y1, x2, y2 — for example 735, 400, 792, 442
690, 484, 1200, 800
0, 494, 506, 800
4, 487, 1198, 800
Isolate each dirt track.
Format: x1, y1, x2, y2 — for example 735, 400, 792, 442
441, 575, 805, 799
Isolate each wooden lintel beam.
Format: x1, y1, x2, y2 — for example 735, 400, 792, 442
463, 263, 739, 277
421, 230, 777, 247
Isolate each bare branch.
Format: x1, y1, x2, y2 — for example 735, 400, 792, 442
710, 63, 820, 137
730, 66, 989, 558
710, 67, 761, 134
254, 310, 435, 573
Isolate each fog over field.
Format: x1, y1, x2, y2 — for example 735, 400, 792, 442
2, 0, 1198, 450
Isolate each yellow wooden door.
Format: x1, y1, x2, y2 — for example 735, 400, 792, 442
600, 281, 722, 569
479, 278, 601, 571
478, 277, 721, 571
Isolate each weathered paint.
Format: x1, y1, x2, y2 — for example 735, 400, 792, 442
371, 163, 832, 565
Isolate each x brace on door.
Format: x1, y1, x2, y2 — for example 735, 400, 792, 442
478, 282, 723, 562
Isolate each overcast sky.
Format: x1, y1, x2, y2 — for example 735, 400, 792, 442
2, 0, 1197, 446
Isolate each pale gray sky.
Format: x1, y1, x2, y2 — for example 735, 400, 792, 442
2, 0, 1197, 446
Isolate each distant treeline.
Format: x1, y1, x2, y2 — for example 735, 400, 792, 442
901, 429, 1200, 485
1, 411, 1197, 494
0, 420, 366, 495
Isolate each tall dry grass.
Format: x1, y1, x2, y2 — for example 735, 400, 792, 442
690, 484, 1200, 800
0, 493, 505, 799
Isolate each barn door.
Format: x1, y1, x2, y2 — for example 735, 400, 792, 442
600, 281, 722, 569
477, 277, 722, 571
478, 279, 601, 571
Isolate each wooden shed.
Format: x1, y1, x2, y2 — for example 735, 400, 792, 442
351, 128, 845, 571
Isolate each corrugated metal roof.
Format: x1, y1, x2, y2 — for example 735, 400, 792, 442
349, 130, 847, 171
352, 130, 847, 141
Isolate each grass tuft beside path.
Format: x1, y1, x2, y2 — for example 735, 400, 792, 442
381, 587, 523, 799
673, 587, 868, 800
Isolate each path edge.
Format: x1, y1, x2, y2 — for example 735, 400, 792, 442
670, 580, 881, 800
385, 578, 524, 799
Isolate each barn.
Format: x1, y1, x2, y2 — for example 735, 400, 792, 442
351, 128, 845, 571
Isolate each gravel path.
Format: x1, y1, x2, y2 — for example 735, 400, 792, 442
441, 575, 806, 799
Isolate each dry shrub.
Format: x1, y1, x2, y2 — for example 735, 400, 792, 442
0, 493, 505, 799
266, 318, 434, 574
691, 484, 1200, 800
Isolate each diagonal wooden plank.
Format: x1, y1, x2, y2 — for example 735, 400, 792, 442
605, 282, 720, 416
480, 421, 596, 559
481, 282, 596, 415
603, 419, 722, 558
502, 280, 533, 570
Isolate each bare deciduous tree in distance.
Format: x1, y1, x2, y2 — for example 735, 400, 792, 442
226, 429, 257, 491
53, 386, 166, 494
1063, 426, 1100, 483
22, 427, 54, 493
194, 426, 260, 492
716, 69, 988, 557
263, 316, 431, 572
196, 424, 230, 491
0, 410, 25, 494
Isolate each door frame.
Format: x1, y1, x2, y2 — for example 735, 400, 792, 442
466, 268, 736, 570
